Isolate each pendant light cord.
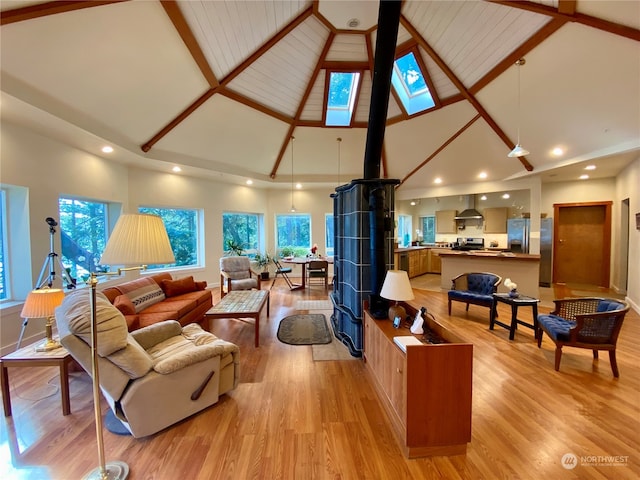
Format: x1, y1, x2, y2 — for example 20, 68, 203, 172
337, 137, 342, 186
290, 136, 295, 212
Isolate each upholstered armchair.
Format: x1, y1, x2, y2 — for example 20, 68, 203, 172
537, 297, 629, 377
56, 290, 239, 438
448, 272, 502, 317
219, 256, 261, 298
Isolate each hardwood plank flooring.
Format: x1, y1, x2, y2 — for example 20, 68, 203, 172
1, 280, 638, 479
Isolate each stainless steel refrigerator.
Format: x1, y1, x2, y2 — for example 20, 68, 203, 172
507, 218, 553, 286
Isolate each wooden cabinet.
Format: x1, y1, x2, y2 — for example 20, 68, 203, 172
435, 210, 457, 233
363, 305, 473, 458
419, 249, 429, 275
408, 250, 420, 278
428, 249, 442, 273
483, 207, 508, 233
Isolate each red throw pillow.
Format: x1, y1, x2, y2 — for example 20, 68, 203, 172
113, 295, 136, 316
195, 280, 207, 291
161, 276, 196, 297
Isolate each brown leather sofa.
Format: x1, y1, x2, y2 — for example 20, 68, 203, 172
102, 273, 212, 331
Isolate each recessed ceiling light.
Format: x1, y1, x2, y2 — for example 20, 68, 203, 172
101, 146, 113, 153
502, 193, 510, 199
579, 174, 589, 180
347, 18, 360, 28
585, 165, 596, 170
434, 177, 442, 184
410, 200, 416, 206
480, 195, 487, 200
478, 172, 487, 179
172, 166, 182, 173
296, 183, 302, 189
246, 179, 253, 185
551, 147, 564, 157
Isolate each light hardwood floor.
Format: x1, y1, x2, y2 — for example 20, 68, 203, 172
1, 279, 638, 479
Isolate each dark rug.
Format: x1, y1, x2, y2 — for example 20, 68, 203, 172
105, 409, 131, 436
277, 314, 331, 345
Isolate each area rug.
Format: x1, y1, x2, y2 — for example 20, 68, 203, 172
277, 314, 332, 345
295, 300, 333, 311
312, 340, 358, 361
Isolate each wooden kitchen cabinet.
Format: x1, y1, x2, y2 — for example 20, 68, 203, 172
435, 210, 457, 233
363, 304, 473, 457
419, 249, 429, 275
483, 207, 508, 233
428, 249, 442, 273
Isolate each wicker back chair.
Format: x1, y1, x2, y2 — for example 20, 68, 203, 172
536, 297, 629, 377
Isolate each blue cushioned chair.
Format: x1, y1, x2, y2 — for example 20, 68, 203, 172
537, 297, 629, 377
448, 272, 502, 319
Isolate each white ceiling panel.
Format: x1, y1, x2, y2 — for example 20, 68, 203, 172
326, 33, 368, 62
299, 72, 325, 122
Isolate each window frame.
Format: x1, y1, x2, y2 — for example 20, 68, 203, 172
391, 45, 440, 116
324, 69, 363, 127
0, 190, 8, 301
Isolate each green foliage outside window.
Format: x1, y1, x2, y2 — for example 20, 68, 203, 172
276, 214, 311, 255
223, 213, 259, 255
139, 207, 198, 269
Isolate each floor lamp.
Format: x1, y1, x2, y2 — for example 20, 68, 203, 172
83, 214, 175, 480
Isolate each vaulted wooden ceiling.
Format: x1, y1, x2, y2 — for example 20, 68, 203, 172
1, 1, 639, 195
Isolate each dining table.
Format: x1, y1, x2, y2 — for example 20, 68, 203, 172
281, 256, 333, 289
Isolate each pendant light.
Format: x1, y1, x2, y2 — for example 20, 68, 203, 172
290, 136, 296, 212
508, 58, 530, 158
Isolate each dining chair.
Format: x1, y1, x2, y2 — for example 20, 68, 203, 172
307, 260, 329, 289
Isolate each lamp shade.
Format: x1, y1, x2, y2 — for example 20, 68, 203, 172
21, 288, 65, 318
99, 214, 175, 266
379, 270, 415, 301
508, 144, 530, 158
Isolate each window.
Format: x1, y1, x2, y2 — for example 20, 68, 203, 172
325, 213, 334, 257
397, 214, 412, 247
59, 196, 108, 283
420, 216, 436, 244
138, 207, 199, 269
325, 71, 361, 126
0, 190, 7, 300
391, 50, 435, 115
276, 214, 311, 256
222, 212, 262, 256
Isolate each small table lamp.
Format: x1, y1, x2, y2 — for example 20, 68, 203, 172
20, 288, 66, 352
380, 270, 415, 322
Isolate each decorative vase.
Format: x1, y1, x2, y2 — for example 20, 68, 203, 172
509, 289, 519, 298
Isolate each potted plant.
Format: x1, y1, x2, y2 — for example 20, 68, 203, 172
254, 252, 272, 280
225, 239, 245, 256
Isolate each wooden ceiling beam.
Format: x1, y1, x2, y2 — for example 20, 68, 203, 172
0, 0, 123, 26
400, 15, 533, 171
557, 1, 577, 15
219, 88, 292, 124
160, 1, 218, 88
488, 0, 640, 42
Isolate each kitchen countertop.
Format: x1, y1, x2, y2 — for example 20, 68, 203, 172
438, 250, 540, 261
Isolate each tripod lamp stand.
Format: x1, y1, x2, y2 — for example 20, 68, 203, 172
83, 213, 175, 480
20, 288, 66, 352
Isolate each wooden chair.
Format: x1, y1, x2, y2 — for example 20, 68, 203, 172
537, 297, 629, 377
307, 260, 329, 288
219, 256, 261, 298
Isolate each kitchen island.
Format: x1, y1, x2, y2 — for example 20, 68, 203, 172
439, 251, 541, 297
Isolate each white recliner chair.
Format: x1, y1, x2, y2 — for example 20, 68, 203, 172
56, 290, 239, 438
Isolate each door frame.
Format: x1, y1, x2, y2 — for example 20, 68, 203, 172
553, 201, 612, 287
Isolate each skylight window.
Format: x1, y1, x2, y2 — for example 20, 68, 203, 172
391, 51, 435, 115
325, 71, 360, 126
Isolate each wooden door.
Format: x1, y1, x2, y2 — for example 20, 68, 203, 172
553, 202, 612, 287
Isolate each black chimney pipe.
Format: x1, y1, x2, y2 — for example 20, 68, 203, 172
364, 1, 402, 302
363, 0, 402, 180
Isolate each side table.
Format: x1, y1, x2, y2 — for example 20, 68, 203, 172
1, 342, 73, 416
490, 293, 540, 340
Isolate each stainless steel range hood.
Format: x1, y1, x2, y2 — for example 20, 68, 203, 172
454, 196, 483, 220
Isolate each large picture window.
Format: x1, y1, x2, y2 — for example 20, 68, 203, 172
420, 216, 436, 244
397, 214, 412, 247
276, 213, 311, 256
138, 207, 199, 269
325, 213, 334, 257
222, 212, 261, 255
59, 196, 108, 282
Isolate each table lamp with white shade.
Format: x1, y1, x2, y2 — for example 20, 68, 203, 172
83, 213, 175, 480
379, 269, 415, 322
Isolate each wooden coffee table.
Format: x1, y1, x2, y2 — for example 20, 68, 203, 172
1, 341, 74, 416
205, 290, 269, 347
